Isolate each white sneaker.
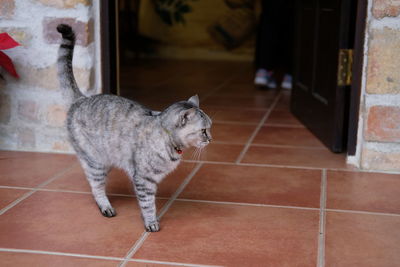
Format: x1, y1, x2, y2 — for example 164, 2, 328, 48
267, 79, 277, 89
254, 68, 269, 86
254, 69, 276, 88
281, 74, 292, 90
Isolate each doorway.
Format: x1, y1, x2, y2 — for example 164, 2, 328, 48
100, 0, 367, 156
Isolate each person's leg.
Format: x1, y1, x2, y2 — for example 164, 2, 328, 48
255, 0, 282, 71
279, 0, 295, 89
254, 0, 282, 87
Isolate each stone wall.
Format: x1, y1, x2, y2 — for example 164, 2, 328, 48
0, 0, 100, 153
351, 0, 400, 172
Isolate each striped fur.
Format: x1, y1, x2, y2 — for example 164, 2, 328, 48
56, 24, 84, 103
56, 24, 212, 232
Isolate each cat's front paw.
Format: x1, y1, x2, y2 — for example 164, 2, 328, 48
145, 221, 160, 232
99, 206, 116, 217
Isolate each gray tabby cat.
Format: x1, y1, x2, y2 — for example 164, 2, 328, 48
56, 24, 212, 232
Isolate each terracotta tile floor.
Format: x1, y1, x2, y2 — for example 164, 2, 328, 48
1, 60, 400, 266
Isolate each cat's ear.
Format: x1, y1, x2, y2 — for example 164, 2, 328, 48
187, 95, 199, 107
180, 108, 196, 126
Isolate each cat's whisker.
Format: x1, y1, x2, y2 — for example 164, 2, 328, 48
190, 147, 198, 161
191, 147, 197, 161
202, 146, 207, 161
198, 147, 203, 161
197, 146, 204, 161
195, 147, 201, 161
192, 147, 199, 162
208, 110, 219, 121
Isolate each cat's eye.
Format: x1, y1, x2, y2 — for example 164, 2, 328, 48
202, 129, 207, 135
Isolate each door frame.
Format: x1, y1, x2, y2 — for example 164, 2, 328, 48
347, 0, 368, 155
100, 0, 119, 95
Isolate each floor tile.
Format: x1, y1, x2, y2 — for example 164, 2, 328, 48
213, 83, 258, 95
0, 191, 166, 257
253, 126, 325, 147
274, 91, 291, 110
125, 261, 177, 267
161, 78, 223, 91
241, 145, 347, 169
0, 150, 45, 159
325, 212, 400, 267
202, 95, 273, 109
131, 95, 182, 111
183, 143, 244, 162
228, 69, 255, 83
45, 162, 197, 198
202, 107, 266, 124
0, 188, 30, 210
0, 152, 76, 187
6, 59, 399, 267
327, 170, 400, 214
266, 109, 303, 126
0, 252, 118, 267
211, 123, 256, 144
179, 164, 321, 208
133, 201, 319, 267
214, 83, 279, 97
44, 166, 125, 194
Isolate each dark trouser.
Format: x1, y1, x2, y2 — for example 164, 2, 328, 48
254, 0, 294, 73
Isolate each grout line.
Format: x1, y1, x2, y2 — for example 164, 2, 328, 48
0, 185, 43, 191
157, 163, 204, 219
211, 141, 248, 145
118, 231, 150, 267
317, 169, 327, 267
200, 75, 239, 103
210, 93, 277, 100
0, 186, 93, 195
212, 120, 260, 125
183, 159, 394, 175
203, 106, 269, 111
175, 198, 320, 211
0, 163, 78, 215
325, 208, 400, 217
151, 71, 188, 89
235, 91, 283, 163
206, 140, 329, 150
2, 247, 216, 267
30, 163, 80, 188
129, 258, 224, 267
200, 63, 252, 102
118, 163, 204, 267
0, 185, 170, 201
0, 191, 36, 216
250, 143, 327, 150
0, 248, 124, 261
3, 183, 398, 218
264, 123, 305, 128
182, 159, 330, 171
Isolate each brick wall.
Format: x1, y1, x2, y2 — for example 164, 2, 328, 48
0, 0, 100, 153
351, 0, 400, 172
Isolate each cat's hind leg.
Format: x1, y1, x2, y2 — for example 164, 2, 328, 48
80, 159, 115, 217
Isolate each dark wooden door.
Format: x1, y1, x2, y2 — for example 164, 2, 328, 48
100, 0, 119, 95
290, 0, 355, 152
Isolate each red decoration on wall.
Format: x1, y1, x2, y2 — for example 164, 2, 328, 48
0, 33, 20, 78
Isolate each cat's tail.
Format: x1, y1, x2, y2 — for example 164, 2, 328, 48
56, 24, 84, 103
